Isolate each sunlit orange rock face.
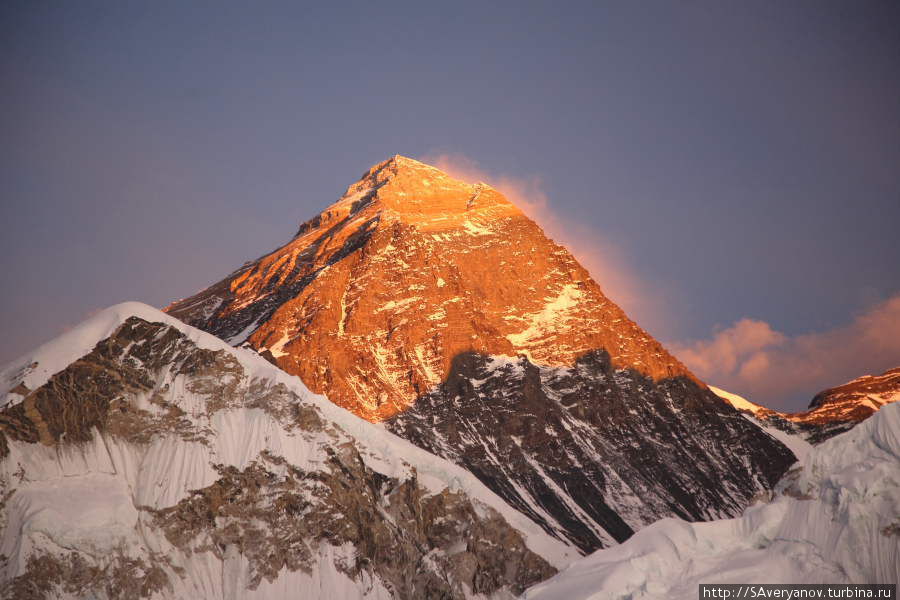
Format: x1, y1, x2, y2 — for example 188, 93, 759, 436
715, 367, 900, 444
793, 366, 900, 425
166, 155, 696, 421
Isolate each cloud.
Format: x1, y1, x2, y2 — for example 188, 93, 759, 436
420, 152, 677, 338
670, 294, 900, 411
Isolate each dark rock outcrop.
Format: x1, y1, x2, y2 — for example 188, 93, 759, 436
387, 351, 795, 552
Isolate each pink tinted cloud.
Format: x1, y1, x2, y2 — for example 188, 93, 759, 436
421, 152, 676, 338
670, 294, 900, 411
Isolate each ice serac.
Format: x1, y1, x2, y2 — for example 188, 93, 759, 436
0, 304, 574, 599
712, 366, 900, 444
522, 402, 900, 599
166, 155, 796, 553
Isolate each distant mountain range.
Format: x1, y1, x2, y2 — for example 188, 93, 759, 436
712, 366, 900, 443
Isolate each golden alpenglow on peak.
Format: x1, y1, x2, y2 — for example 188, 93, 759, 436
331, 154, 521, 231
166, 155, 695, 421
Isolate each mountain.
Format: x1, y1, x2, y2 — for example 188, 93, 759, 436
0, 303, 575, 599
712, 366, 900, 444
523, 402, 900, 598
805, 366, 900, 429
165, 155, 692, 421
166, 155, 797, 553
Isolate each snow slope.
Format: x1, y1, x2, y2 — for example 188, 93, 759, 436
708, 386, 767, 417
523, 402, 900, 599
0, 303, 575, 599
744, 414, 813, 463
0, 303, 198, 408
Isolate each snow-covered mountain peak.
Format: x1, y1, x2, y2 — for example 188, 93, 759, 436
0, 301, 569, 566
807, 366, 900, 413
0, 302, 576, 598
328, 155, 517, 232
0, 302, 232, 410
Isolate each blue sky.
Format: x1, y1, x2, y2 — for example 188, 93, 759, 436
2, 1, 898, 409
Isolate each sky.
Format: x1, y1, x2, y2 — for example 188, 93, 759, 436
2, 1, 899, 411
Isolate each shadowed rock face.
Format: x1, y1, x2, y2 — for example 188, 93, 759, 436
166, 155, 694, 422
0, 316, 555, 599
387, 351, 796, 553
520, 404, 900, 599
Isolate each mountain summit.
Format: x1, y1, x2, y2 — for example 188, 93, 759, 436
320, 155, 523, 231
166, 156, 794, 553
167, 155, 693, 421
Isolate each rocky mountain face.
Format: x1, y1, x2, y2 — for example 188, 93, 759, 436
523, 402, 900, 599
806, 366, 900, 424
0, 304, 573, 600
712, 367, 900, 444
386, 351, 794, 552
166, 156, 797, 553
166, 155, 693, 421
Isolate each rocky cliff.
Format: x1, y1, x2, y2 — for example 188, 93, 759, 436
387, 351, 793, 552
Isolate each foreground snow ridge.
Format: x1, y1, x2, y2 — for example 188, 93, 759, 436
523, 402, 900, 599
0, 302, 576, 599
0, 302, 570, 567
